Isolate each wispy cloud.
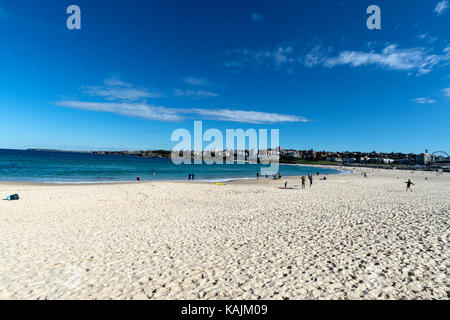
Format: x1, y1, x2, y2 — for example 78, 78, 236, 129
434, 0, 449, 15
224, 42, 450, 75
223, 46, 296, 72
54, 79, 307, 124
417, 33, 438, 44
104, 78, 132, 87
412, 97, 436, 104
173, 89, 219, 98
54, 100, 182, 122
442, 87, 450, 96
55, 100, 307, 124
183, 108, 307, 124
304, 45, 332, 68
83, 78, 160, 101
305, 44, 450, 75
183, 76, 209, 86
251, 13, 263, 21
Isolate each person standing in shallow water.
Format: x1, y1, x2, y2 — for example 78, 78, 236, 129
405, 179, 415, 192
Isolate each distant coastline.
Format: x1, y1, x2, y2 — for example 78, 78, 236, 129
6, 147, 449, 172
0, 149, 341, 183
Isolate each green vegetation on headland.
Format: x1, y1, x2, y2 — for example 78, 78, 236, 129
92, 150, 171, 158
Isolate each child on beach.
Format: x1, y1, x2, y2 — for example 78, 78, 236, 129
405, 179, 415, 192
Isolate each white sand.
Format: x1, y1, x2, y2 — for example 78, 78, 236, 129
0, 168, 449, 300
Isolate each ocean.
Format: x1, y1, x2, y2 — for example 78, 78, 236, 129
0, 149, 343, 183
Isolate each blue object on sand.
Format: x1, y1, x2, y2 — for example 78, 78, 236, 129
6, 194, 19, 200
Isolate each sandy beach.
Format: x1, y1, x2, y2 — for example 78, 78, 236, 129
0, 168, 449, 300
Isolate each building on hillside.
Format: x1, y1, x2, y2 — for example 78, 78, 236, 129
371, 158, 395, 164
326, 157, 342, 162
343, 157, 357, 163
416, 150, 434, 165
286, 151, 301, 158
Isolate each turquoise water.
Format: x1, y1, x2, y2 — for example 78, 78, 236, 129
0, 149, 342, 183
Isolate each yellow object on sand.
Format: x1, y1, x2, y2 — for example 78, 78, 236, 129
216, 183, 225, 185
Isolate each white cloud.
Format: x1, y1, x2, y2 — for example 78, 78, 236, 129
304, 45, 330, 68
55, 79, 307, 124
309, 44, 449, 75
54, 101, 307, 124
180, 108, 308, 124
251, 13, 263, 21
442, 88, 450, 96
273, 47, 294, 67
434, 0, 449, 15
173, 89, 219, 98
54, 101, 182, 122
412, 97, 436, 104
103, 78, 132, 87
225, 42, 450, 75
84, 78, 160, 101
417, 33, 438, 44
183, 77, 209, 86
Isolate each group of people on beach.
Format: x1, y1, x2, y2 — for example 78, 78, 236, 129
273, 173, 283, 180
259, 169, 417, 192
300, 174, 314, 189
188, 173, 195, 181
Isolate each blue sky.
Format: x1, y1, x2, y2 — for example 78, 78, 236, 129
0, 0, 449, 153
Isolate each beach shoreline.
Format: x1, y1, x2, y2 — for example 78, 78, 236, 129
0, 163, 358, 186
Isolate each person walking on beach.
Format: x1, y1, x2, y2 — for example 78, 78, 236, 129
256, 172, 260, 180
308, 174, 313, 188
405, 179, 415, 192
188, 173, 192, 181
191, 173, 195, 181
301, 176, 306, 189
